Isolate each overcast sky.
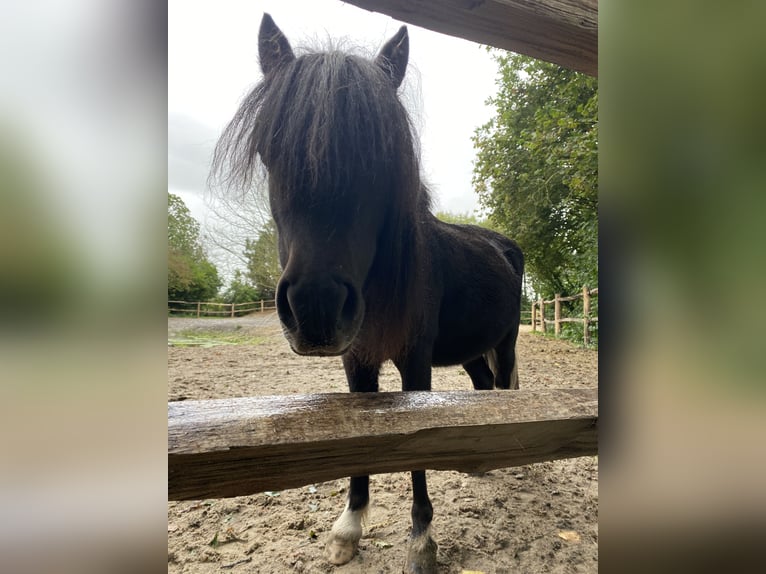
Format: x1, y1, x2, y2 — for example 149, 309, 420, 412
169, 0, 501, 235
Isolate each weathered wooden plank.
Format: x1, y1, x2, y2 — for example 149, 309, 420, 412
168, 389, 597, 500
342, 0, 597, 76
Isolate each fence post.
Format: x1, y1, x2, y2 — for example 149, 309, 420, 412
231, 303, 236, 318
539, 298, 546, 333
554, 294, 561, 337
260, 299, 264, 313
583, 285, 591, 346
196, 301, 201, 318
531, 301, 537, 331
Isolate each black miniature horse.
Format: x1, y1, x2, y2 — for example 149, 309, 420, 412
212, 14, 523, 573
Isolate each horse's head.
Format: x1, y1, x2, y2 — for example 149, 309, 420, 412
250, 14, 417, 356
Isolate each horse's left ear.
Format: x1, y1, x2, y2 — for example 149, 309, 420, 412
375, 26, 409, 89
259, 13, 295, 75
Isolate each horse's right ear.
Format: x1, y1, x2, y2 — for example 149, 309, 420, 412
375, 26, 409, 89
259, 13, 295, 75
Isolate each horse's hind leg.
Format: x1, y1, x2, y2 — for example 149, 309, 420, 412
463, 356, 495, 390
493, 328, 520, 390
326, 356, 380, 565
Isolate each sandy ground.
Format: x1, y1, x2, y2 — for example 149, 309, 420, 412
168, 315, 598, 573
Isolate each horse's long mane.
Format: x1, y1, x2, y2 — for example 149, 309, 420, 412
211, 46, 431, 362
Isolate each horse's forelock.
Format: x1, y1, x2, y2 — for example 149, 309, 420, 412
259, 52, 417, 198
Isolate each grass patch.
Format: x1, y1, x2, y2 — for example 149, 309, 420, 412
168, 329, 267, 347
534, 328, 598, 349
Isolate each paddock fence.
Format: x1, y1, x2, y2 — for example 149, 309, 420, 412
168, 299, 277, 318
520, 309, 533, 325
168, 389, 598, 500
531, 286, 598, 345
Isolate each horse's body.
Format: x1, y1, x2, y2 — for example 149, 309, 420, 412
418, 215, 522, 383
213, 14, 523, 573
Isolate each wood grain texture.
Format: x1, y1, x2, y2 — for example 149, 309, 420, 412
342, 0, 597, 76
169, 389, 598, 500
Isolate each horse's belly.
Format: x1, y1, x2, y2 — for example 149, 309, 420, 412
430, 326, 505, 366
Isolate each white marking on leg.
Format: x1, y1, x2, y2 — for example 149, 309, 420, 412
326, 502, 368, 565
331, 502, 366, 540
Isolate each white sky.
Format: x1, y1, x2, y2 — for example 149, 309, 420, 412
168, 0, 501, 230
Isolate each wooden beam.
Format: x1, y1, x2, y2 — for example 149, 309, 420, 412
169, 389, 597, 500
342, 0, 597, 76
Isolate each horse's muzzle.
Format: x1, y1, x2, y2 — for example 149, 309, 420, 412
276, 273, 362, 355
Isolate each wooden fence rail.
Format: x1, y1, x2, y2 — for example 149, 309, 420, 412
168, 299, 277, 318
173, 300, 536, 324
531, 286, 598, 345
343, 0, 598, 77
168, 389, 598, 501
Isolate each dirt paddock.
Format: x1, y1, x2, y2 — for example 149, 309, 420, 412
168, 316, 598, 573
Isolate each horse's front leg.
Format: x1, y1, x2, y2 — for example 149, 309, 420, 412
326, 476, 370, 565
396, 348, 438, 574
325, 354, 380, 566
404, 470, 438, 573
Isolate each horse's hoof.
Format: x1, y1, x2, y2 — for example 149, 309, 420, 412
325, 535, 358, 565
403, 534, 438, 574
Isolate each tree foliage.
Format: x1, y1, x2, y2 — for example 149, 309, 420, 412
219, 270, 261, 304
243, 219, 281, 301
204, 174, 272, 279
473, 53, 597, 297
435, 211, 485, 226
168, 193, 221, 301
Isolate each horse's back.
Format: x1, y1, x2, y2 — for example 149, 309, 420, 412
460, 224, 524, 277
432, 220, 523, 290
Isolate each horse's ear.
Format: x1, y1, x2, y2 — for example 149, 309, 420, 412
259, 13, 295, 75
375, 26, 409, 89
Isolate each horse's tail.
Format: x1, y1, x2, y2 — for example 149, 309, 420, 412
485, 348, 520, 390
510, 350, 519, 390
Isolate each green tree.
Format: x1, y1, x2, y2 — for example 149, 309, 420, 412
168, 193, 221, 301
220, 270, 261, 304
435, 211, 485, 226
473, 53, 598, 298
243, 219, 281, 301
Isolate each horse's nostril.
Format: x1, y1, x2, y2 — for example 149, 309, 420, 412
339, 283, 358, 328
276, 280, 296, 330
